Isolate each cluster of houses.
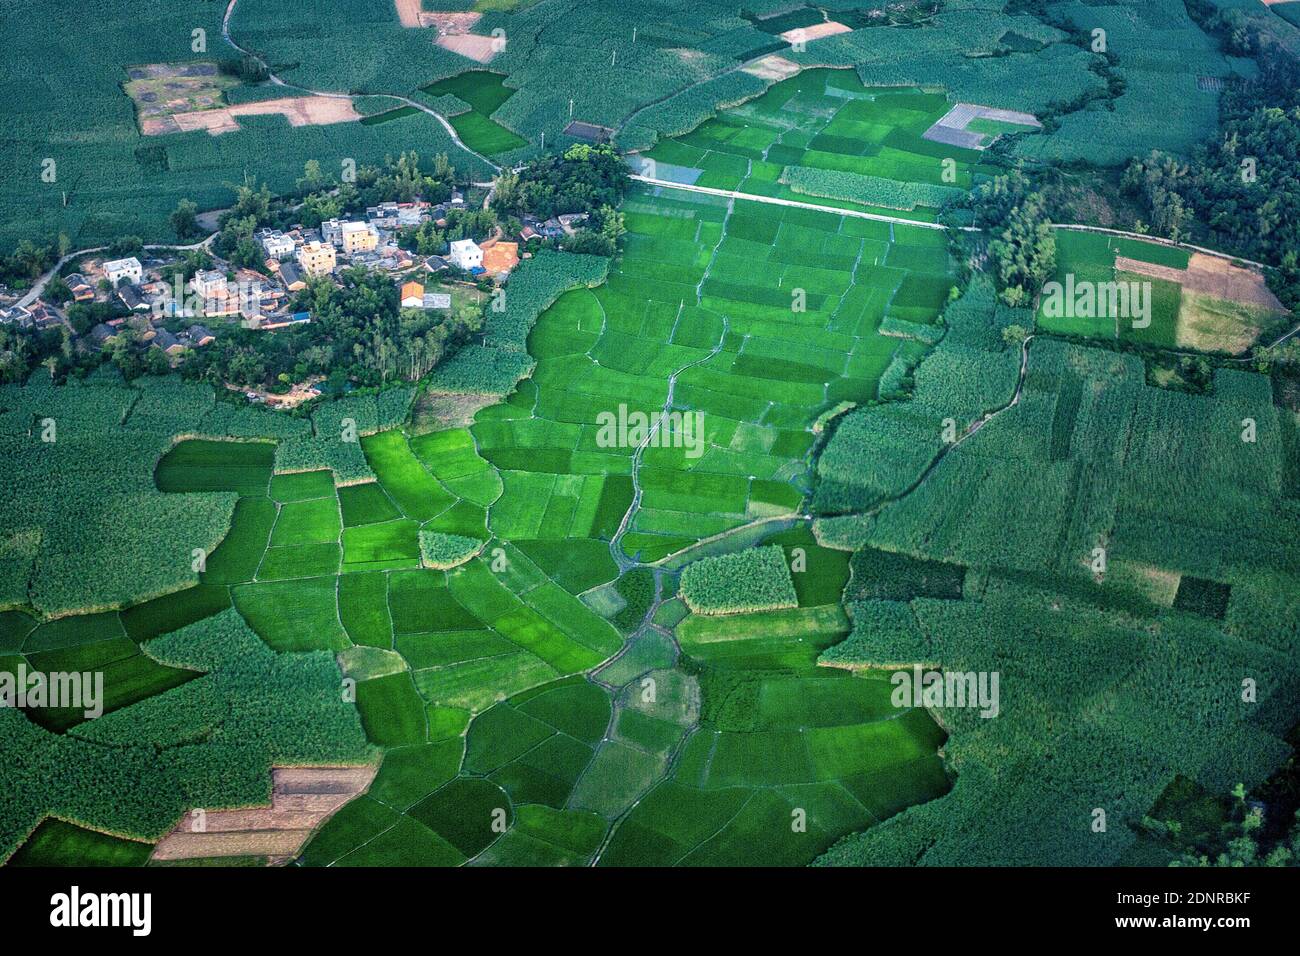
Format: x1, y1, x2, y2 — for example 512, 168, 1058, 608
0, 299, 65, 331
519, 212, 588, 243
0, 190, 594, 373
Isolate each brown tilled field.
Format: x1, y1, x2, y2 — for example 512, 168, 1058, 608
149, 95, 362, 137
437, 33, 500, 63
150, 765, 377, 863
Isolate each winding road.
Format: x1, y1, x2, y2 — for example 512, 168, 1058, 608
16, 233, 217, 309
220, 0, 500, 174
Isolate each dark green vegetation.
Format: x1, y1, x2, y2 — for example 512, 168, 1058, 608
0, 374, 304, 615
0, 0, 492, 252
1, 608, 371, 862
5, 0, 1300, 870
679, 545, 798, 614
812, 276, 1300, 865
6, 0, 1286, 252
1121, 36, 1300, 309
421, 72, 527, 155
493, 143, 632, 254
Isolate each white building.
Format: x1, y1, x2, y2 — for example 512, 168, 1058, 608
258, 230, 296, 259
103, 256, 143, 286
448, 239, 483, 271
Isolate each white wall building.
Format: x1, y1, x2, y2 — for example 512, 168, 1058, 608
448, 239, 483, 271
103, 256, 143, 286
190, 269, 227, 298
259, 231, 296, 259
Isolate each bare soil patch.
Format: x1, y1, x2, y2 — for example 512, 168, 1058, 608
154, 96, 362, 137
395, 0, 429, 28
437, 33, 500, 63
410, 390, 500, 433
150, 765, 377, 863
1184, 253, 1286, 309
743, 55, 802, 81
125, 62, 236, 132
1116, 253, 1287, 353
780, 21, 852, 43
428, 11, 483, 34
1178, 291, 1281, 354
1117, 253, 1285, 308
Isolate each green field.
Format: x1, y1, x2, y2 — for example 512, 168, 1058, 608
641, 69, 996, 219
421, 72, 528, 155
5, 0, 1300, 870
297, 185, 958, 865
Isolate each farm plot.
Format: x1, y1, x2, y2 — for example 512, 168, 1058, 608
1038, 230, 1286, 353
421, 71, 527, 155
810, 295, 1300, 866
470, 183, 952, 564
638, 68, 999, 218
599, 518, 945, 866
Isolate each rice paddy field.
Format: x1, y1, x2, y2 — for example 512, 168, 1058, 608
639, 68, 1000, 221
6, 1, 1300, 874
1, 176, 963, 866
297, 184, 960, 865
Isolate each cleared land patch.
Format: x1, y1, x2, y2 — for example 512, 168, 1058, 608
151, 766, 377, 862
154, 95, 363, 137
124, 62, 236, 133
922, 102, 1041, 151
1040, 231, 1286, 353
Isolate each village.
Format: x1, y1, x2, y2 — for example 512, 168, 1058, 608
0, 192, 590, 405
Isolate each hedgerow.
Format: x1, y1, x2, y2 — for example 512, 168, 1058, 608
679, 545, 798, 616
782, 167, 967, 212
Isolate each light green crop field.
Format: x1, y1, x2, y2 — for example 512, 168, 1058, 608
4, 0, 1300, 873
0, 180, 962, 867
421, 72, 529, 155
643, 68, 995, 220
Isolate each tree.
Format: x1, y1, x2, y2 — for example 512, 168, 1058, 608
170, 199, 199, 241
1001, 324, 1030, 347
13, 240, 52, 280
297, 159, 326, 193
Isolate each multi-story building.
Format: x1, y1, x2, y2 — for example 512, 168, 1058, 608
340, 221, 379, 255
296, 240, 336, 278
